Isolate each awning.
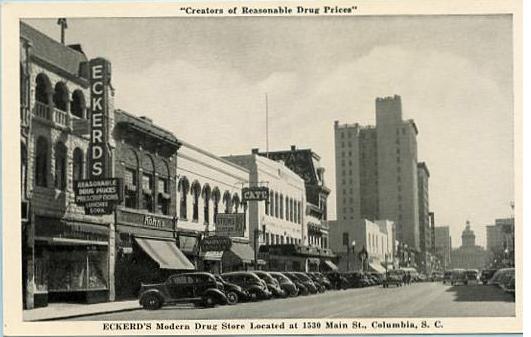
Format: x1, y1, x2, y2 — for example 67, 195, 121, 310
201, 251, 224, 261
228, 242, 255, 264
369, 262, 387, 274
322, 259, 339, 271
134, 237, 195, 270
178, 235, 198, 255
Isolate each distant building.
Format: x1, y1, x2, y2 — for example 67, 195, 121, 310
434, 226, 452, 269
486, 218, 515, 267
329, 219, 394, 273
332, 95, 421, 253
417, 162, 432, 273
450, 222, 488, 270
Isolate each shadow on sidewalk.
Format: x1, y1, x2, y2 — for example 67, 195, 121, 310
445, 284, 514, 302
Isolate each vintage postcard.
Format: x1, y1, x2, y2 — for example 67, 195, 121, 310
1, 0, 523, 335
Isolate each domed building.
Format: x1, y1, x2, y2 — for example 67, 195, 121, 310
450, 221, 488, 270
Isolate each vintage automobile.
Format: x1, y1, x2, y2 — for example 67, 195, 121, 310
292, 272, 320, 294
382, 270, 404, 288
269, 271, 299, 297
283, 272, 310, 295
465, 269, 479, 284
221, 272, 273, 300
324, 271, 350, 290
450, 269, 468, 286
138, 272, 228, 310
214, 274, 249, 305
253, 271, 287, 298
488, 268, 515, 287
480, 269, 498, 285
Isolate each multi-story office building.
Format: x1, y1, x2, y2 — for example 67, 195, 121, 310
486, 218, 514, 267
434, 226, 452, 269
332, 95, 421, 253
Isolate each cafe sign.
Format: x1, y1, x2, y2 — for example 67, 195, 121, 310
200, 236, 232, 252
215, 213, 245, 237
242, 186, 269, 202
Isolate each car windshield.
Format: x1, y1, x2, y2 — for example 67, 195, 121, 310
255, 272, 275, 283
271, 273, 291, 284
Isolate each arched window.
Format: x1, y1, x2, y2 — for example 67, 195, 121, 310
232, 194, 240, 213
124, 149, 139, 209
71, 90, 85, 118
54, 142, 67, 190
178, 177, 189, 219
191, 181, 201, 222
212, 188, 220, 223
202, 184, 211, 224
53, 82, 69, 111
35, 137, 48, 187
223, 191, 232, 214
156, 160, 171, 215
35, 73, 50, 104
141, 155, 155, 212
72, 148, 84, 182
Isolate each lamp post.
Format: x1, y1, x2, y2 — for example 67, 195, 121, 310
351, 240, 356, 272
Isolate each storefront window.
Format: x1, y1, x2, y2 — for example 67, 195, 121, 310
47, 247, 108, 292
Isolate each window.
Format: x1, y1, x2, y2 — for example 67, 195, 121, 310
35, 137, 48, 187
35, 74, 50, 104
54, 142, 67, 190
142, 174, 154, 211
71, 90, 85, 118
124, 168, 137, 208
191, 183, 201, 221
72, 148, 84, 182
203, 186, 211, 224
232, 194, 240, 213
53, 82, 68, 111
274, 193, 279, 217
269, 190, 274, 215
157, 178, 170, 215
212, 188, 220, 223
223, 191, 232, 214
178, 178, 189, 219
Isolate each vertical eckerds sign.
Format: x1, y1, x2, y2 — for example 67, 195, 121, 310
89, 58, 111, 179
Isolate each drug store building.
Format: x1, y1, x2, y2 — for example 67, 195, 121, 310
20, 22, 194, 308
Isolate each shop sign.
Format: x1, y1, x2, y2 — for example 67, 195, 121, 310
74, 178, 123, 215
200, 236, 232, 252
242, 186, 269, 202
215, 213, 245, 237
89, 58, 111, 179
116, 208, 174, 230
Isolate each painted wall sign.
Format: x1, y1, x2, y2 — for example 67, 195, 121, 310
215, 213, 245, 237
89, 58, 111, 179
115, 208, 175, 230
242, 186, 269, 202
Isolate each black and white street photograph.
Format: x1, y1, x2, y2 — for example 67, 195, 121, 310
2, 0, 523, 335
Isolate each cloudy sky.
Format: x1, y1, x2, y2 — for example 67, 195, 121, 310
26, 15, 514, 248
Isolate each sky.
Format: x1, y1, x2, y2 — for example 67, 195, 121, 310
25, 15, 514, 248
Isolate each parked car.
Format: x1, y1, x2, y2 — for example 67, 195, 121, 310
283, 272, 310, 295
268, 272, 299, 297
214, 274, 249, 305
465, 269, 479, 284
382, 270, 404, 288
253, 271, 287, 298
369, 272, 384, 285
480, 269, 498, 285
502, 275, 515, 295
221, 272, 272, 300
305, 273, 327, 292
138, 272, 227, 310
292, 272, 319, 294
324, 271, 349, 290
430, 271, 444, 282
309, 272, 333, 290
488, 268, 515, 287
342, 272, 370, 288
450, 269, 468, 286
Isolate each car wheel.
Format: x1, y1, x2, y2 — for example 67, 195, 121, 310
141, 293, 162, 310
202, 295, 216, 308
226, 291, 239, 305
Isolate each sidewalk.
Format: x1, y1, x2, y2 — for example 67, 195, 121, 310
23, 300, 141, 321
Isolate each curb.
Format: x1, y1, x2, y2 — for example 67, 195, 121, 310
29, 306, 142, 322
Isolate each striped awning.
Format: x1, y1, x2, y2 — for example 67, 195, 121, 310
134, 237, 195, 270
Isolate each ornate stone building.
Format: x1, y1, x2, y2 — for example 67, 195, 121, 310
450, 222, 488, 270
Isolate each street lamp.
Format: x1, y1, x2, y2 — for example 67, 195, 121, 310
351, 240, 356, 272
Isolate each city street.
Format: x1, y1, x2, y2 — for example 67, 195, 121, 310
70, 283, 514, 321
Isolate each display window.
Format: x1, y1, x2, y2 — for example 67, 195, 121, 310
47, 246, 108, 292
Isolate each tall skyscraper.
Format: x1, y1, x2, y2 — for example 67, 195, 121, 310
418, 162, 431, 253
333, 95, 420, 250
434, 226, 452, 269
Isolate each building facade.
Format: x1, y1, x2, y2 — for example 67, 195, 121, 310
486, 218, 515, 268
176, 141, 251, 273
434, 226, 452, 270
450, 222, 487, 270
332, 95, 422, 259
255, 146, 331, 250
417, 162, 432, 273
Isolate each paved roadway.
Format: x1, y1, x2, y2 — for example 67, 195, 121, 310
71, 282, 515, 320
